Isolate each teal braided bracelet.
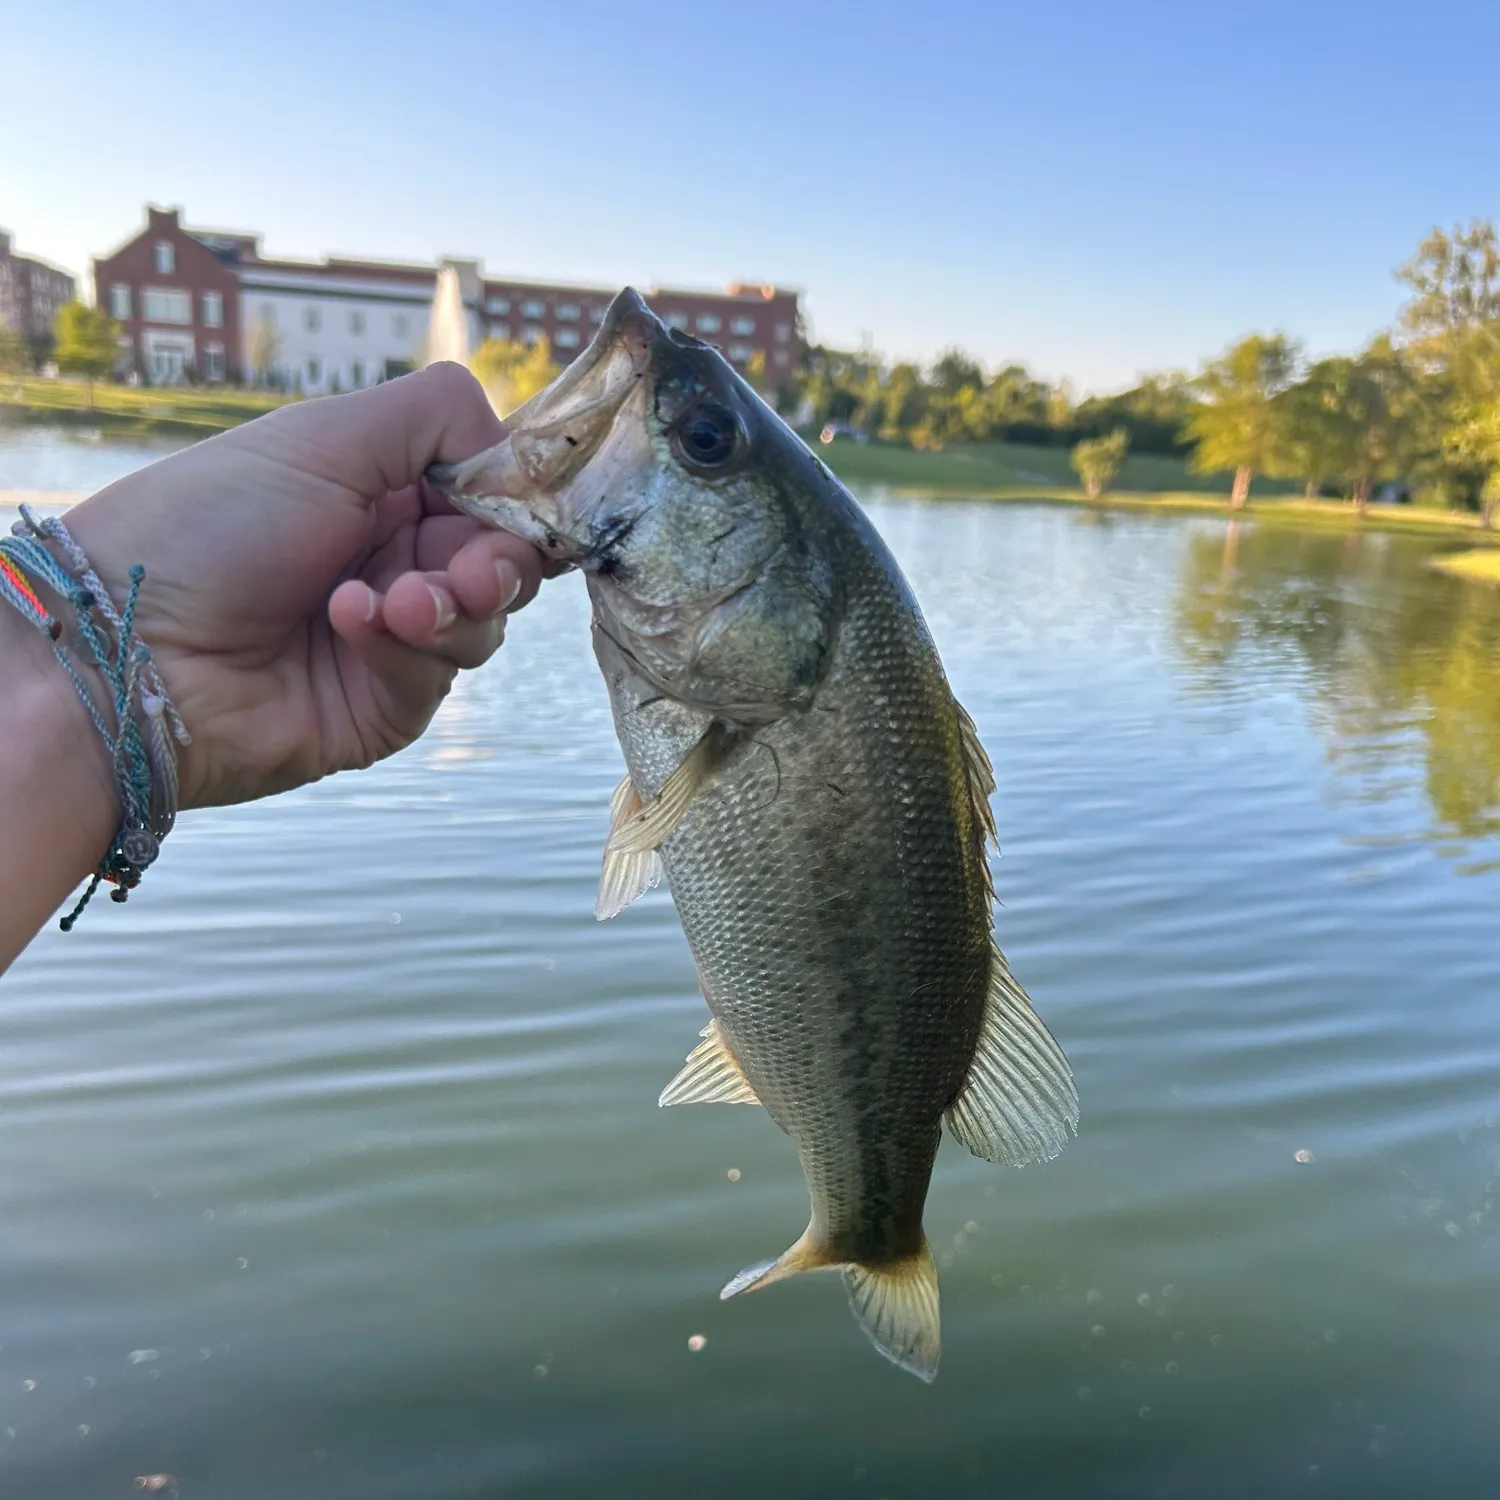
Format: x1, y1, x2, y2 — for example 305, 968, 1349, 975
2, 505, 190, 929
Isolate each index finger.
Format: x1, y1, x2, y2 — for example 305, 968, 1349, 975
265, 362, 506, 506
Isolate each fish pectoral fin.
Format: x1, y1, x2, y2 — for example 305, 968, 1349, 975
604, 724, 730, 857
659, 1018, 761, 1106
956, 700, 999, 854
595, 775, 663, 920
844, 1238, 941, 1383
944, 943, 1080, 1167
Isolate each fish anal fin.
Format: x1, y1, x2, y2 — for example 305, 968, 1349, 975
659, 1017, 761, 1107
718, 1225, 839, 1299
944, 943, 1079, 1167
605, 724, 730, 857
955, 700, 998, 853
595, 775, 663, 920
844, 1236, 941, 1383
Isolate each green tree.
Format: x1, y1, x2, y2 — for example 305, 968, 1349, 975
1443, 325, 1500, 527
1185, 334, 1300, 509
1071, 427, 1130, 498
0, 328, 29, 395
470, 337, 561, 415
1395, 221, 1500, 513
1271, 357, 1356, 499
1342, 337, 1419, 514
1397, 220, 1500, 348
52, 301, 120, 408
248, 313, 283, 388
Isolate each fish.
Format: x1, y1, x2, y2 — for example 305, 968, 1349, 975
427, 289, 1078, 1381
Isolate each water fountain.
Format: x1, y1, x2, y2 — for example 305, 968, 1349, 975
424, 264, 471, 369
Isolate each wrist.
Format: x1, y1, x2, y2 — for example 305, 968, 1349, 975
0, 594, 121, 968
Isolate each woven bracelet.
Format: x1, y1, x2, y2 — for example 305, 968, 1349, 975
1, 505, 190, 929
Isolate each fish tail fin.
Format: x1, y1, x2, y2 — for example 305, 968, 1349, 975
843, 1236, 941, 1383
719, 1225, 838, 1300
720, 1227, 941, 1382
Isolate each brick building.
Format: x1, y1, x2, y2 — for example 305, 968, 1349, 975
93, 208, 241, 383
0, 229, 77, 356
93, 205, 803, 395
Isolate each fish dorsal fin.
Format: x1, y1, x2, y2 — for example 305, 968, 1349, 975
955, 700, 998, 854
605, 724, 730, 858
944, 944, 1079, 1166
659, 1017, 761, 1107
595, 775, 664, 920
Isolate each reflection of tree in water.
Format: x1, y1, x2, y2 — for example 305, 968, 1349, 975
1174, 520, 1500, 849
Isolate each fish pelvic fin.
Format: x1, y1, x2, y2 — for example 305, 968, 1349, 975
844, 1237, 941, 1383
595, 775, 663, 920
945, 943, 1080, 1167
604, 723, 731, 858
659, 1018, 761, 1107
719, 1228, 942, 1383
719, 1225, 839, 1300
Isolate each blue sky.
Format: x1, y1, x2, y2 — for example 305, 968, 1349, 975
10, 0, 1498, 390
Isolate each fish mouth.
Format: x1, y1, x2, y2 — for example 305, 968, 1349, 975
426, 287, 666, 561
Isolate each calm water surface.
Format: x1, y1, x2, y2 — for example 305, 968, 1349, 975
4, 435, 1500, 1498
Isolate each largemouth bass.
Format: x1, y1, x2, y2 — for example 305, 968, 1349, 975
428, 290, 1078, 1380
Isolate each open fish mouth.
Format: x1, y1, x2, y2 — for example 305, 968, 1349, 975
425, 288, 665, 560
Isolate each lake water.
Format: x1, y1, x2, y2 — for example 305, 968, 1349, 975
3, 433, 1500, 1499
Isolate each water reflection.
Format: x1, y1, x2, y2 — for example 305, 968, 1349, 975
1174, 520, 1500, 851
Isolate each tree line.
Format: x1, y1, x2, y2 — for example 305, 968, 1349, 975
793, 221, 1500, 524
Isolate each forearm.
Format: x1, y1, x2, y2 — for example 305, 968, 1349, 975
0, 600, 118, 972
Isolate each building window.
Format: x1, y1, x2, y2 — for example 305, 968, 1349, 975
201, 291, 223, 327
142, 288, 192, 324
774, 322, 791, 342
153, 241, 175, 274
730, 316, 756, 336
109, 284, 132, 318
351, 360, 366, 386
520, 298, 545, 318
486, 295, 510, 315
349, 310, 365, 335
773, 350, 789, 365
306, 357, 321, 384
304, 306, 322, 332
589, 305, 606, 323
554, 328, 580, 349
392, 313, 409, 338
556, 302, 580, 321
727, 344, 754, 362
203, 343, 226, 381
490, 322, 510, 341
696, 314, 721, 334
663, 311, 688, 330
521, 325, 543, 345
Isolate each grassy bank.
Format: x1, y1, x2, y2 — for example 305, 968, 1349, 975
817, 437, 1500, 543
0, 378, 292, 438
1430, 549, 1500, 584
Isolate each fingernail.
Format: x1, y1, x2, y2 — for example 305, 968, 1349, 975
363, 585, 379, 624
428, 583, 457, 633
495, 558, 523, 612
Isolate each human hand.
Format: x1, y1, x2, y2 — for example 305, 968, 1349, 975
62, 363, 542, 808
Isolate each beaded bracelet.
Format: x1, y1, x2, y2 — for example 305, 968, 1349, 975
1, 504, 190, 930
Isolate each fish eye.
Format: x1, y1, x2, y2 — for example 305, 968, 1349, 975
673, 403, 739, 468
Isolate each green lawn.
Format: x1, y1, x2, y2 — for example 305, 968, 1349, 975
814, 435, 1260, 495
815, 437, 1500, 543
1, 378, 292, 438
1430, 549, 1500, 584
